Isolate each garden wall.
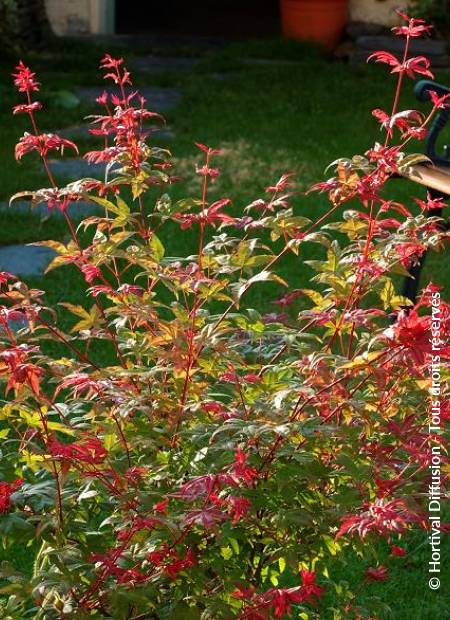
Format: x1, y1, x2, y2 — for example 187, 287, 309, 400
45, 0, 113, 35
349, 0, 411, 25
45, 0, 411, 36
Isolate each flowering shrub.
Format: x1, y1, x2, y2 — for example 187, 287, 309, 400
0, 11, 448, 619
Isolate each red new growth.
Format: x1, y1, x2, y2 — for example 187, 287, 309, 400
0, 479, 22, 514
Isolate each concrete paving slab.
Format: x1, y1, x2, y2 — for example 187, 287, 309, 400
0, 244, 57, 276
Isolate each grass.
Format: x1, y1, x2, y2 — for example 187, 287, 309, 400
325, 524, 450, 619
0, 37, 448, 618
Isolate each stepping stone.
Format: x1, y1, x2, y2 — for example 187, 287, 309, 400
0, 313, 29, 335
47, 158, 108, 180
148, 126, 175, 141
77, 86, 181, 112
244, 58, 304, 67
129, 55, 198, 73
349, 49, 450, 68
346, 21, 389, 40
0, 244, 56, 276
0, 200, 101, 220
349, 35, 450, 67
56, 125, 93, 141
210, 73, 234, 81
56, 124, 174, 143
356, 35, 447, 56
8, 315, 29, 332
78, 33, 228, 52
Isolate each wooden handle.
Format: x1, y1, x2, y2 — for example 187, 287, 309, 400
401, 164, 450, 196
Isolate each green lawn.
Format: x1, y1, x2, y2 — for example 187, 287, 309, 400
0, 37, 448, 300
0, 37, 448, 618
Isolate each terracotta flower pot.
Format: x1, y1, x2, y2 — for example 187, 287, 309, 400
280, 0, 348, 49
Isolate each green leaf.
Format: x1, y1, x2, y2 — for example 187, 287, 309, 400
86, 195, 116, 211
114, 196, 131, 226
229, 538, 240, 555
322, 534, 341, 556
60, 303, 101, 333
149, 234, 165, 262
175, 198, 203, 213
233, 271, 288, 303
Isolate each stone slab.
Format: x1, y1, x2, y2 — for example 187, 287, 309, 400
0, 245, 56, 276
56, 124, 174, 142
8, 316, 29, 332
72, 33, 228, 52
0, 313, 29, 335
56, 124, 93, 141
243, 58, 307, 67
149, 126, 175, 141
349, 49, 450, 67
346, 21, 389, 40
77, 86, 181, 112
0, 200, 101, 219
129, 55, 198, 73
47, 158, 108, 179
356, 35, 447, 56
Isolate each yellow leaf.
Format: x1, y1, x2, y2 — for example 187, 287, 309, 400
220, 546, 233, 560
341, 351, 381, 369
60, 303, 101, 333
329, 161, 359, 206
20, 449, 46, 470
380, 280, 411, 310
301, 288, 325, 307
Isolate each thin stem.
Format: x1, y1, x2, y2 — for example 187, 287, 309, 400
385, 34, 411, 147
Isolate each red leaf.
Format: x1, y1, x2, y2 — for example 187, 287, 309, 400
366, 565, 388, 582
429, 90, 450, 109
403, 56, 434, 80
367, 51, 401, 70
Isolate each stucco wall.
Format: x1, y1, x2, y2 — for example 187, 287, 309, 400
349, 0, 412, 26
45, 0, 91, 35
45, 0, 114, 35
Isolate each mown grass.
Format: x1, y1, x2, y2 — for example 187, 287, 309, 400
1, 37, 448, 298
0, 37, 448, 618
